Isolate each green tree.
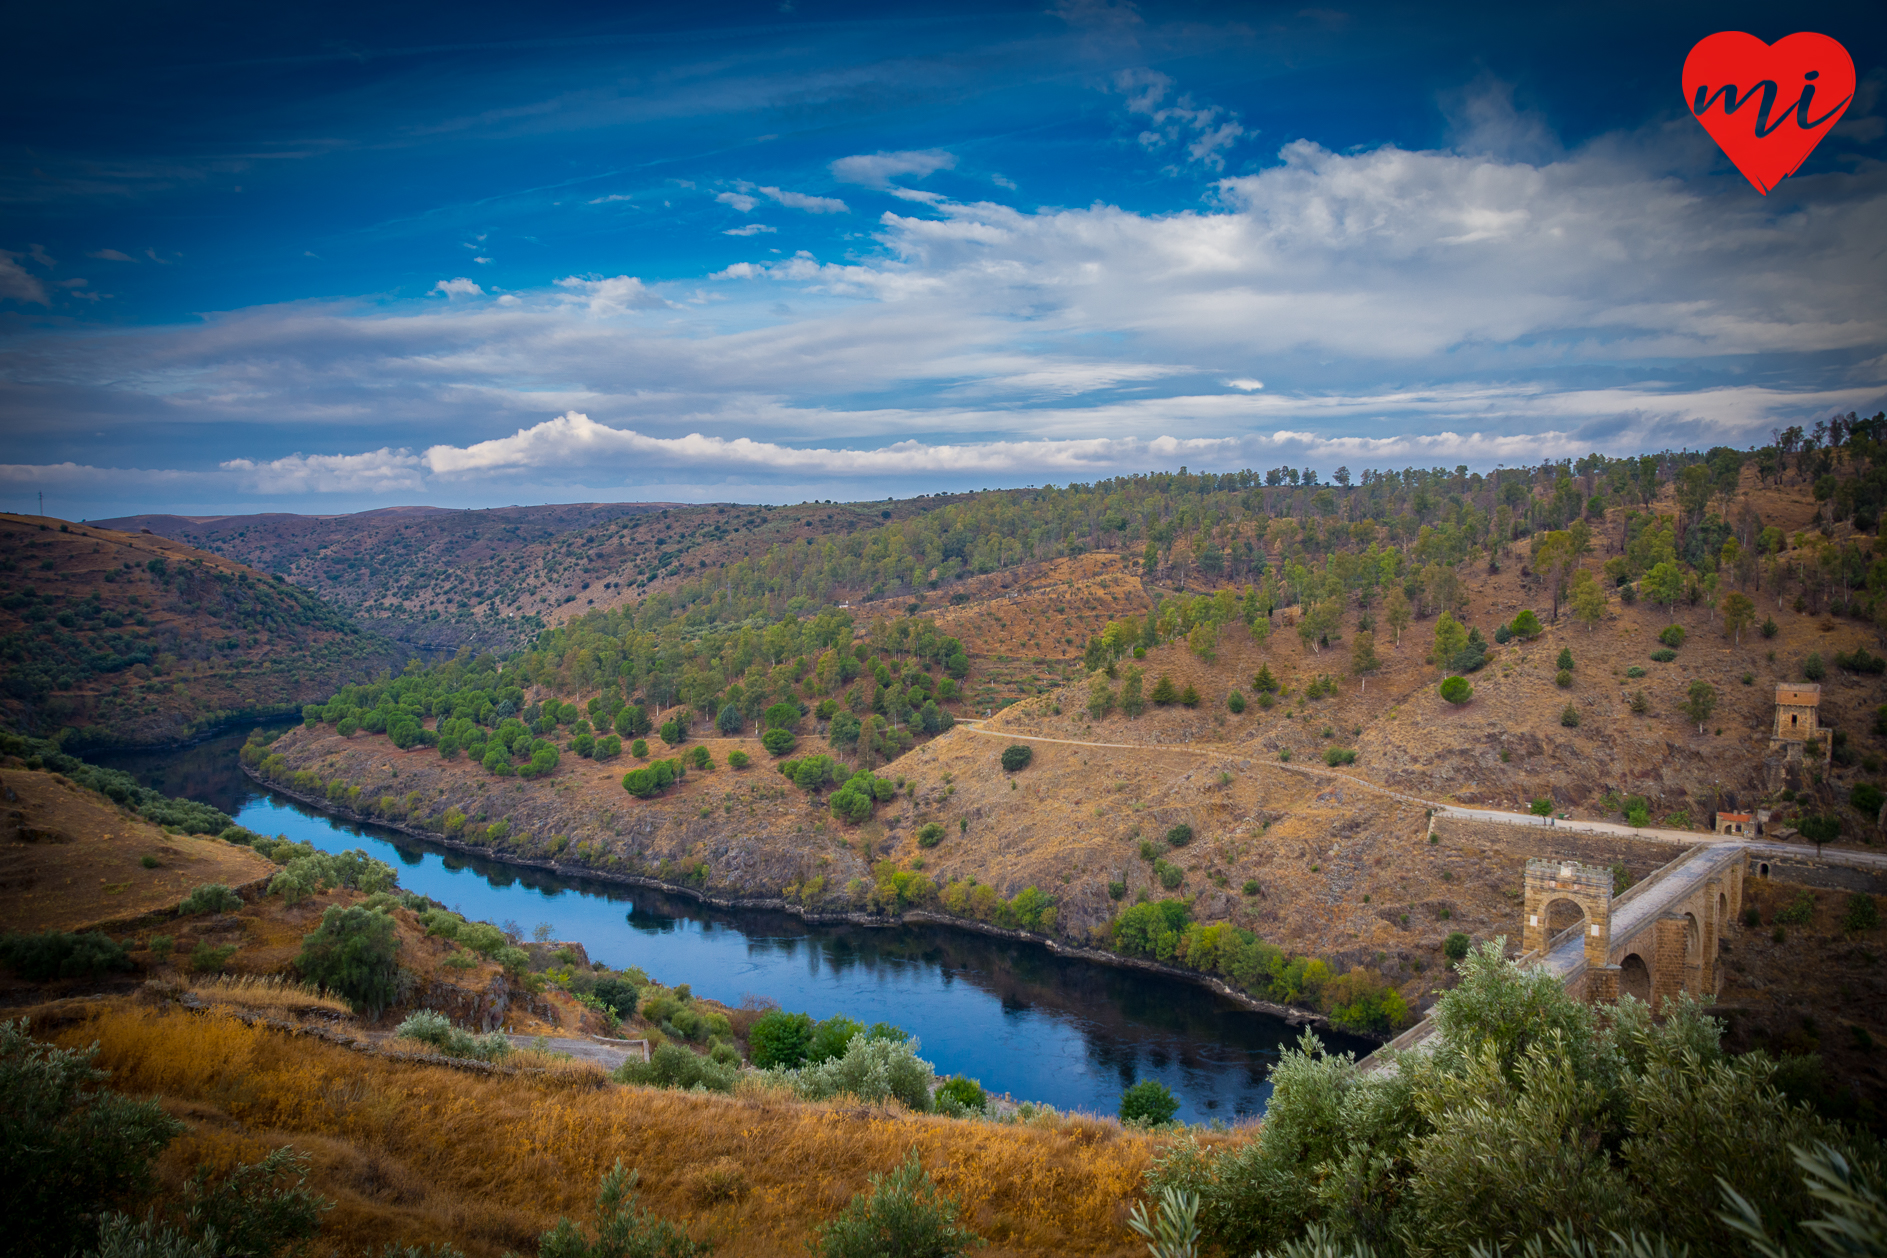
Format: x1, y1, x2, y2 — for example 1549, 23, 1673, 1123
1350, 631, 1380, 690
747, 1009, 814, 1068
1569, 569, 1607, 633
295, 905, 401, 1017
1432, 613, 1467, 670
1682, 680, 1718, 734
1440, 676, 1473, 705
1384, 586, 1411, 647
1508, 609, 1543, 640
1119, 1079, 1180, 1125
811, 1151, 984, 1258
1643, 560, 1684, 611
1000, 745, 1033, 772
1722, 591, 1756, 644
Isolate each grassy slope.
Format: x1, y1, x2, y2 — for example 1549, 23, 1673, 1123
0, 514, 407, 748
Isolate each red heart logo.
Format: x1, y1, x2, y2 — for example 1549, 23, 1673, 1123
1683, 31, 1854, 194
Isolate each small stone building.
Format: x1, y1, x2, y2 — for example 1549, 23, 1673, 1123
1771, 684, 1834, 758
1714, 811, 1754, 836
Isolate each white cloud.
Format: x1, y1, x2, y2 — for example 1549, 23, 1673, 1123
552, 274, 667, 313
716, 191, 759, 212
760, 186, 849, 213
432, 277, 484, 298
1225, 378, 1264, 391
830, 149, 958, 188
86, 248, 134, 262
588, 194, 636, 204
0, 252, 49, 305
724, 223, 777, 236
1114, 67, 1245, 171
221, 448, 424, 494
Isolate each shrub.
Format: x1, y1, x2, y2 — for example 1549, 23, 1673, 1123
1179, 683, 1201, 707
727, 749, 751, 769
761, 727, 797, 757
1761, 616, 1779, 637
1629, 690, 1650, 715
0, 930, 133, 982
1493, 623, 1512, 644
1439, 676, 1472, 705
1150, 675, 1179, 705
810, 1151, 982, 1258
1555, 669, 1573, 689
1844, 894, 1880, 934
1626, 665, 1646, 678
1799, 813, 1842, 847
1530, 797, 1554, 816
748, 1009, 814, 1068
177, 883, 242, 915
1556, 647, 1574, 671
936, 1076, 986, 1112
1108, 879, 1127, 900
1443, 931, 1470, 962
1508, 610, 1543, 639
1119, 1078, 1179, 1125
1649, 648, 1677, 663
1560, 704, 1581, 728
917, 822, 945, 848
536, 1160, 708, 1258
190, 941, 237, 973
295, 905, 401, 1017
631, 738, 649, 758
1165, 823, 1194, 847
1851, 783, 1885, 816
1836, 648, 1887, 675
1138, 838, 1160, 861
1227, 690, 1246, 714
0, 1020, 184, 1258
1323, 748, 1356, 766
394, 1010, 511, 1062
1242, 879, 1260, 896
1776, 891, 1816, 926
623, 768, 659, 798
615, 1042, 735, 1094
1742, 905, 1761, 928
591, 976, 639, 1019
1804, 652, 1826, 681
808, 1015, 868, 1065
1658, 624, 1686, 648
787, 1033, 934, 1112
1155, 860, 1184, 890
1000, 745, 1033, 772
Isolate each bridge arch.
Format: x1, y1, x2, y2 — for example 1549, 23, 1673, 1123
1619, 953, 1652, 1001
1523, 858, 1611, 967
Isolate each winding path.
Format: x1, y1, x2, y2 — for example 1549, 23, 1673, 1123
955, 721, 1887, 876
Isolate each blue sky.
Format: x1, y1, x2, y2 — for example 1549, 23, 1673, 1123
3, 0, 1885, 518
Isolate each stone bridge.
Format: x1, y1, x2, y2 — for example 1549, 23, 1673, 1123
1365, 842, 1750, 1066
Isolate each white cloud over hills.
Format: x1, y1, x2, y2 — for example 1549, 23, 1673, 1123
3, 107, 1884, 514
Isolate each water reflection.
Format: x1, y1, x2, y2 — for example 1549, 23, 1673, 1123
96, 726, 1368, 1120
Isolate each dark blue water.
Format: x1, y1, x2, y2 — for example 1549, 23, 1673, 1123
98, 727, 1367, 1121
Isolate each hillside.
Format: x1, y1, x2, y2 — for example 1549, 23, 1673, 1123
0, 514, 407, 748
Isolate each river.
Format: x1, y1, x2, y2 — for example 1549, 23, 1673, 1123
97, 726, 1368, 1121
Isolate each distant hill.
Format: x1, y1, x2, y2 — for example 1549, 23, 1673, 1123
0, 514, 408, 748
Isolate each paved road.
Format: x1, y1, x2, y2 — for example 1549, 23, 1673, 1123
955, 722, 1886, 874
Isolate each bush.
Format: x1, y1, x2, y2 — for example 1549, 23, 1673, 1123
1155, 859, 1184, 890
1439, 676, 1473, 705
1626, 665, 1646, 678
1658, 624, 1686, 648
295, 905, 401, 1017
1837, 648, 1887, 675
761, 727, 797, 757
1108, 879, 1127, 900
1556, 647, 1574, 671
1629, 689, 1650, 715
787, 1033, 934, 1111
177, 883, 242, 915
1000, 744, 1033, 772
1323, 748, 1356, 766
936, 1076, 986, 1112
615, 1042, 736, 1094
748, 1009, 814, 1069
591, 976, 639, 1019
1761, 616, 1779, 638
1150, 675, 1179, 705
1443, 931, 1470, 962
1119, 1078, 1179, 1125
0, 930, 133, 982
1227, 690, 1246, 714
1555, 669, 1573, 689
1508, 610, 1542, 639
1804, 652, 1826, 681
1530, 797, 1554, 817
1165, 823, 1194, 847
1560, 704, 1581, 728
810, 1151, 982, 1258
1243, 879, 1260, 896
631, 738, 649, 758
0, 1019, 185, 1258
727, 749, 751, 770
1799, 813, 1842, 846
1179, 684, 1201, 707
190, 941, 237, 974
394, 1010, 512, 1062
1776, 891, 1816, 926
917, 822, 945, 848
1649, 648, 1677, 663
536, 1160, 708, 1258
1844, 894, 1880, 934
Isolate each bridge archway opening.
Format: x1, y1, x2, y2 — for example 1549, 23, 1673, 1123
1620, 953, 1651, 1002
1544, 896, 1587, 936
1758, 862, 1770, 878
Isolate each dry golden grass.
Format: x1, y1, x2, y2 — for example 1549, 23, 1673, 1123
0, 768, 277, 933
57, 1003, 1175, 1257
188, 973, 352, 1016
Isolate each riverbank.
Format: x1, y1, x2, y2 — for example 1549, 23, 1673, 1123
241, 759, 1361, 1040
